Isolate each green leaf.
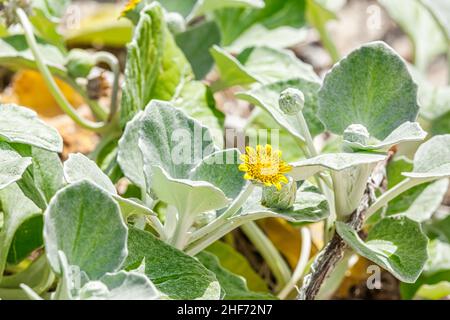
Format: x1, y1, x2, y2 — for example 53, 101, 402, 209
64, 153, 116, 194
0, 142, 32, 190
400, 240, 450, 299
403, 134, 450, 179
172, 81, 224, 145
139, 101, 217, 188
44, 181, 128, 279
30, 0, 70, 51
306, 0, 339, 62
117, 111, 146, 189
210, 46, 257, 88
205, 241, 269, 292
189, 149, 245, 200
431, 110, 450, 135
64, 152, 153, 219
245, 109, 305, 162
236, 77, 324, 141
236, 45, 318, 84
211, 46, 318, 89
152, 166, 230, 216
125, 226, 221, 299
225, 24, 308, 53
176, 21, 221, 79
336, 216, 428, 283
214, 0, 307, 46
290, 153, 386, 181
188, 0, 264, 19
239, 183, 329, 223
0, 35, 66, 77
426, 215, 450, 244
0, 184, 41, 282
155, 0, 198, 17
7, 215, 43, 265
291, 152, 386, 217
29, 147, 65, 203
0, 104, 63, 153
120, 3, 193, 125
64, 5, 133, 47
197, 251, 275, 300
344, 122, 427, 152
0, 254, 54, 300
318, 42, 419, 140
378, 0, 447, 71
90, 271, 160, 300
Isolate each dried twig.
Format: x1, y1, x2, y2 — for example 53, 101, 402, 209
298, 153, 393, 300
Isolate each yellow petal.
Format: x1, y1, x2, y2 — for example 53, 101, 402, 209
244, 173, 253, 180
279, 175, 289, 184
274, 182, 282, 190
245, 146, 255, 155
238, 164, 248, 171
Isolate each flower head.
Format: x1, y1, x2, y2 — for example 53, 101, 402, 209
239, 145, 292, 190
121, 0, 142, 17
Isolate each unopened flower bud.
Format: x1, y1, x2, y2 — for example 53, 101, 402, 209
343, 124, 370, 145
279, 88, 305, 116
66, 49, 95, 79
261, 177, 297, 210
166, 12, 186, 34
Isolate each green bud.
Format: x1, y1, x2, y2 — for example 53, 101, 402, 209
66, 49, 95, 79
261, 177, 297, 210
343, 124, 370, 144
279, 88, 305, 116
166, 12, 186, 34
342, 124, 370, 152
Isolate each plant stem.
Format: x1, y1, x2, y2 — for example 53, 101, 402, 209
278, 227, 312, 299
298, 157, 388, 300
186, 220, 243, 256
295, 112, 317, 157
16, 8, 113, 133
64, 77, 108, 121
189, 183, 255, 244
171, 212, 195, 250
294, 110, 336, 241
364, 177, 422, 221
241, 221, 292, 289
92, 51, 121, 122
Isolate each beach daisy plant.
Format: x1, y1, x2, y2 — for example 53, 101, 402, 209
1, 0, 450, 302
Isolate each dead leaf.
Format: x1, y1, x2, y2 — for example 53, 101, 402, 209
11, 70, 83, 117
258, 218, 319, 269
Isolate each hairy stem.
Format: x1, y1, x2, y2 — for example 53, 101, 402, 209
92, 51, 121, 122
295, 111, 336, 241
364, 177, 421, 221
189, 183, 255, 244
278, 227, 312, 299
298, 157, 388, 300
16, 8, 115, 133
241, 221, 292, 289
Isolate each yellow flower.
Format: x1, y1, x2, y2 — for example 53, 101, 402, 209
239, 145, 292, 190
121, 0, 142, 16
